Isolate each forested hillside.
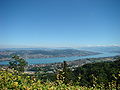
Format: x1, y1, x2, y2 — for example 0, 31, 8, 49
0, 56, 120, 89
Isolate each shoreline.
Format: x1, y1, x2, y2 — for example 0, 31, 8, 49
0, 53, 119, 66
0, 53, 101, 62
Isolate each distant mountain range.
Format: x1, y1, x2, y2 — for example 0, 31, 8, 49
77, 46, 120, 53
0, 49, 100, 61
0, 46, 120, 61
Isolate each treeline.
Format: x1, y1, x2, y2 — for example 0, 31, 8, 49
73, 58, 120, 89
0, 55, 120, 89
27, 57, 120, 90
33, 57, 120, 90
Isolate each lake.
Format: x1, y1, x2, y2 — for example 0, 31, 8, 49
0, 52, 119, 65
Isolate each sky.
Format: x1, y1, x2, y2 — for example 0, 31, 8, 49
0, 0, 120, 48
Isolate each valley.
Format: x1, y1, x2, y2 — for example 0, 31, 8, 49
0, 49, 100, 61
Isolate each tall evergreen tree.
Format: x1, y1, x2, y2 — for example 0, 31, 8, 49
9, 55, 28, 72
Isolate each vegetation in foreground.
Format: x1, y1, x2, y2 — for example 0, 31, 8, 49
0, 69, 98, 90
0, 55, 120, 90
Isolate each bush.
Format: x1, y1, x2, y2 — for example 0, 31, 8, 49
0, 68, 98, 90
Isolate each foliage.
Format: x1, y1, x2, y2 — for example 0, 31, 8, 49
1, 56, 120, 89
57, 61, 75, 85
9, 55, 28, 72
0, 68, 98, 90
73, 57, 120, 89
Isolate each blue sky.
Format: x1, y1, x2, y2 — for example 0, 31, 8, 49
0, 0, 120, 48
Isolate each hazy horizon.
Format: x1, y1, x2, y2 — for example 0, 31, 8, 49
0, 44, 120, 49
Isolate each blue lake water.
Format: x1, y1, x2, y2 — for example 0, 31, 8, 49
0, 52, 119, 65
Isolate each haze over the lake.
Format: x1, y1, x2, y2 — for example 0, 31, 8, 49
0, 0, 120, 48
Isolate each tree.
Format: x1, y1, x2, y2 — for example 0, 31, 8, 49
9, 55, 28, 72
57, 61, 74, 85
113, 57, 120, 90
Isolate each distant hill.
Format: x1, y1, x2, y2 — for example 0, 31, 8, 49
0, 49, 100, 61
77, 46, 120, 53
